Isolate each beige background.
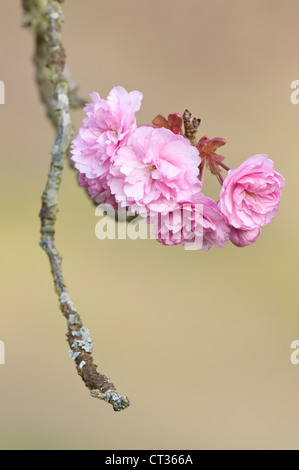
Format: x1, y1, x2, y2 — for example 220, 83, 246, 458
0, 0, 299, 449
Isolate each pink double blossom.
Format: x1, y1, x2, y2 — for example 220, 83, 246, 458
78, 174, 117, 207
152, 193, 230, 250
109, 126, 202, 215
71, 87, 285, 250
229, 227, 261, 247
71, 86, 143, 204
219, 155, 285, 230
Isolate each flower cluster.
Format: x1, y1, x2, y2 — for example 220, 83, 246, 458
71, 86, 285, 250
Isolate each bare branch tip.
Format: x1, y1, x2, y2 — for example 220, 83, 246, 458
90, 389, 131, 412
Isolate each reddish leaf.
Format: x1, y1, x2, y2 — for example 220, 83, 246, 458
167, 113, 183, 135
152, 114, 169, 129
152, 113, 183, 135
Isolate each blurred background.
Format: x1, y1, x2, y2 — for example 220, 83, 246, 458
0, 0, 299, 450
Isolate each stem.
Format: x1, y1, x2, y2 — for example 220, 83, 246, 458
215, 168, 224, 185
217, 161, 230, 172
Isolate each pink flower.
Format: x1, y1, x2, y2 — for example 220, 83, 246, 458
229, 227, 261, 247
71, 86, 143, 203
151, 193, 230, 250
78, 173, 105, 199
219, 155, 284, 230
78, 174, 117, 207
109, 126, 202, 215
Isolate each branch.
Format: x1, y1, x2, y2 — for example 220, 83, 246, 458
22, 0, 130, 412
22, 0, 85, 128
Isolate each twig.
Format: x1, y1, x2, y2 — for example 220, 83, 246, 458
23, 0, 85, 128
64, 64, 86, 110
22, 0, 130, 412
